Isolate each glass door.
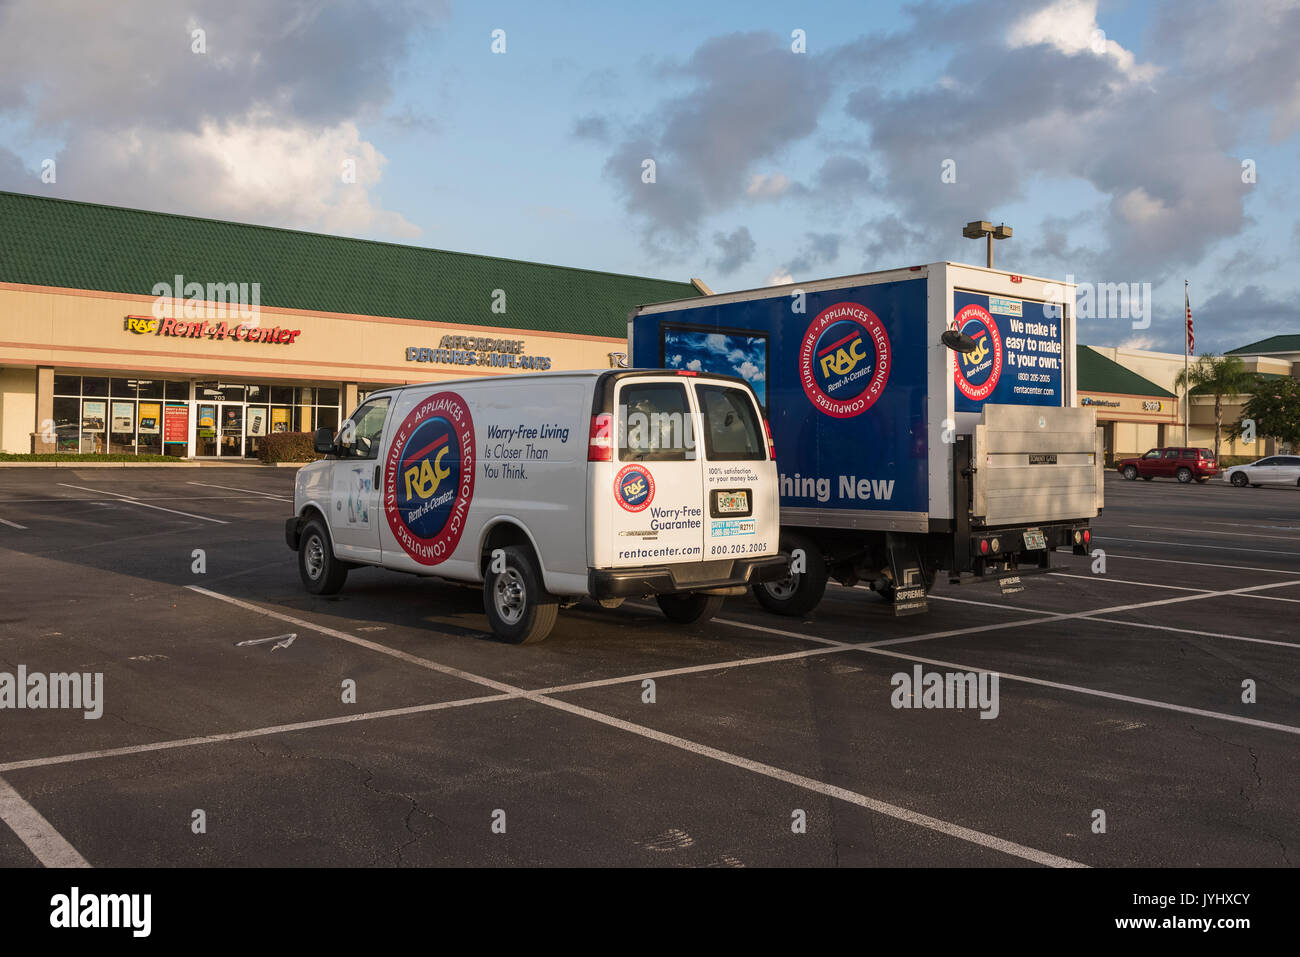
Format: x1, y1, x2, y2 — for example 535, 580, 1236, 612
218, 403, 245, 457
196, 403, 218, 457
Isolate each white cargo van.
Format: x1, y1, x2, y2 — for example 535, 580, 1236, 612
285, 370, 784, 644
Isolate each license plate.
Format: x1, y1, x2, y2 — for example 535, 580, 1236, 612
1023, 529, 1046, 550
716, 490, 749, 514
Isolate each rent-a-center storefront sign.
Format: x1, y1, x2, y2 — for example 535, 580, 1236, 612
124, 315, 301, 345
405, 334, 551, 371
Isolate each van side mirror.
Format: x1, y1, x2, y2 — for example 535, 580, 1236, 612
313, 427, 336, 455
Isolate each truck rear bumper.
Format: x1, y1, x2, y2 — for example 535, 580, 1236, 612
589, 555, 788, 600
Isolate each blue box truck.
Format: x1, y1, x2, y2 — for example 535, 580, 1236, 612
628, 262, 1103, 616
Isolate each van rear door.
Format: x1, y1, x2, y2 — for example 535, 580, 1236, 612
604, 375, 706, 567
690, 378, 779, 562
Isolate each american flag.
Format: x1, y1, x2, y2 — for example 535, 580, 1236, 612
1185, 286, 1194, 354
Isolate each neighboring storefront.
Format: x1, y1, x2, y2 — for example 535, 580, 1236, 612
1086, 340, 1299, 459
0, 191, 703, 456
1075, 345, 1179, 463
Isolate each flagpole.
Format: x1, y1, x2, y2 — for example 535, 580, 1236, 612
1184, 279, 1190, 446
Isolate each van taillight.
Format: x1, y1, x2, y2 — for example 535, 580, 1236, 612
588, 413, 613, 462
763, 418, 775, 459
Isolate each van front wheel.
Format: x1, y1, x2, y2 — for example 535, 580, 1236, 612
299, 518, 348, 595
656, 592, 724, 625
483, 546, 558, 644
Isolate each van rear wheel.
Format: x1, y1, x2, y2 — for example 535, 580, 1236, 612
299, 517, 348, 595
483, 546, 558, 644
656, 592, 724, 625
752, 532, 827, 617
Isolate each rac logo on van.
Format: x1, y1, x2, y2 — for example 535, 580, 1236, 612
799, 302, 891, 418
615, 464, 655, 512
384, 392, 476, 565
953, 303, 1003, 402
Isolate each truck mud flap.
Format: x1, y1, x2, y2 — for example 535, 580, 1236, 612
886, 532, 929, 617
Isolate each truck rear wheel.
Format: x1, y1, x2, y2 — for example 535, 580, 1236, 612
299, 517, 349, 595
752, 532, 827, 617
656, 592, 724, 625
483, 545, 558, 644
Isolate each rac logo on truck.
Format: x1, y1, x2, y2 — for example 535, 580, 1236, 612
615, 464, 655, 512
384, 392, 476, 565
799, 302, 891, 419
953, 303, 1004, 402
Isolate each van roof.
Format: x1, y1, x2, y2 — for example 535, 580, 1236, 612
366, 368, 751, 400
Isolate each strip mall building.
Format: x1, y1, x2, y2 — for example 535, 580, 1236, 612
0, 191, 701, 457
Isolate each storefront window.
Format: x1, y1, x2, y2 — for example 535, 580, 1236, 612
50, 373, 342, 458
52, 397, 79, 453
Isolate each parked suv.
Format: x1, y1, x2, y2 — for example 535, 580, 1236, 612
1116, 447, 1218, 484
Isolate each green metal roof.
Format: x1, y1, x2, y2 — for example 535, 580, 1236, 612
0, 190, 700, 337
1227, 335, 1300, 355
1076, 345, 1176, 397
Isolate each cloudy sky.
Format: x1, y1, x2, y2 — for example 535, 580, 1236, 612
1, 0, 1297, 353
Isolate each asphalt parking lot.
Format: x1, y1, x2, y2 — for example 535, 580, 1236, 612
0, 467, 1296, 867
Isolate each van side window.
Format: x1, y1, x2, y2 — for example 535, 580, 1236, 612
619, 383, 694, 461
338, 396, 390, 460
1162, 449, 1179, 459
696, 385, 764, 461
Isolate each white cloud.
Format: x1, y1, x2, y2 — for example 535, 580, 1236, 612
745, 173, 793, 199
739, 360, 762, 381
687, 358, 702, 371
766, 269, 794, 286
1115, 187, 1169, 225
1007, 0, 1158, 83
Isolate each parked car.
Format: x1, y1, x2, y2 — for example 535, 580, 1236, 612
1222, 455, 1300, 488
286, 370, 784, 644
1115, 447, 1219, 484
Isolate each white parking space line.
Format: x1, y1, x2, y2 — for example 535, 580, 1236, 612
0, 775, 90, 868
1126, 524, 1300, 543
57, 483, 228, 525
1050, 572, 1300, 604
534, 692, 1086, 868
0, 517, 26, 529
1101, 535, 1300, 557
0, 696, 515, 775
1049, 573, 1205, 592
1206, 521, 1300, 532
187, 481, 293, 503
182, 586, 1082, 866
1081, 617, 1300, 649
1097, 552, 1299, 576
862, 578, 1300, 649
857, 646, 1300, 737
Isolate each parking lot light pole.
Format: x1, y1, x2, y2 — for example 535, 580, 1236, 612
963, 221, 1012, 268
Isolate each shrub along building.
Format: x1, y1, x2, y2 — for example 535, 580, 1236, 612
0, 191, 702, 457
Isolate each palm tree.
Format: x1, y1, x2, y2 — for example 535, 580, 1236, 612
1174, 354, 1256, 460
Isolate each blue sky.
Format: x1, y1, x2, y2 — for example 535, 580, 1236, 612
1, 0, 1297, 353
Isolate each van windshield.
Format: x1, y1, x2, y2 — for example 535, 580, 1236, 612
696, 384, 764, 461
